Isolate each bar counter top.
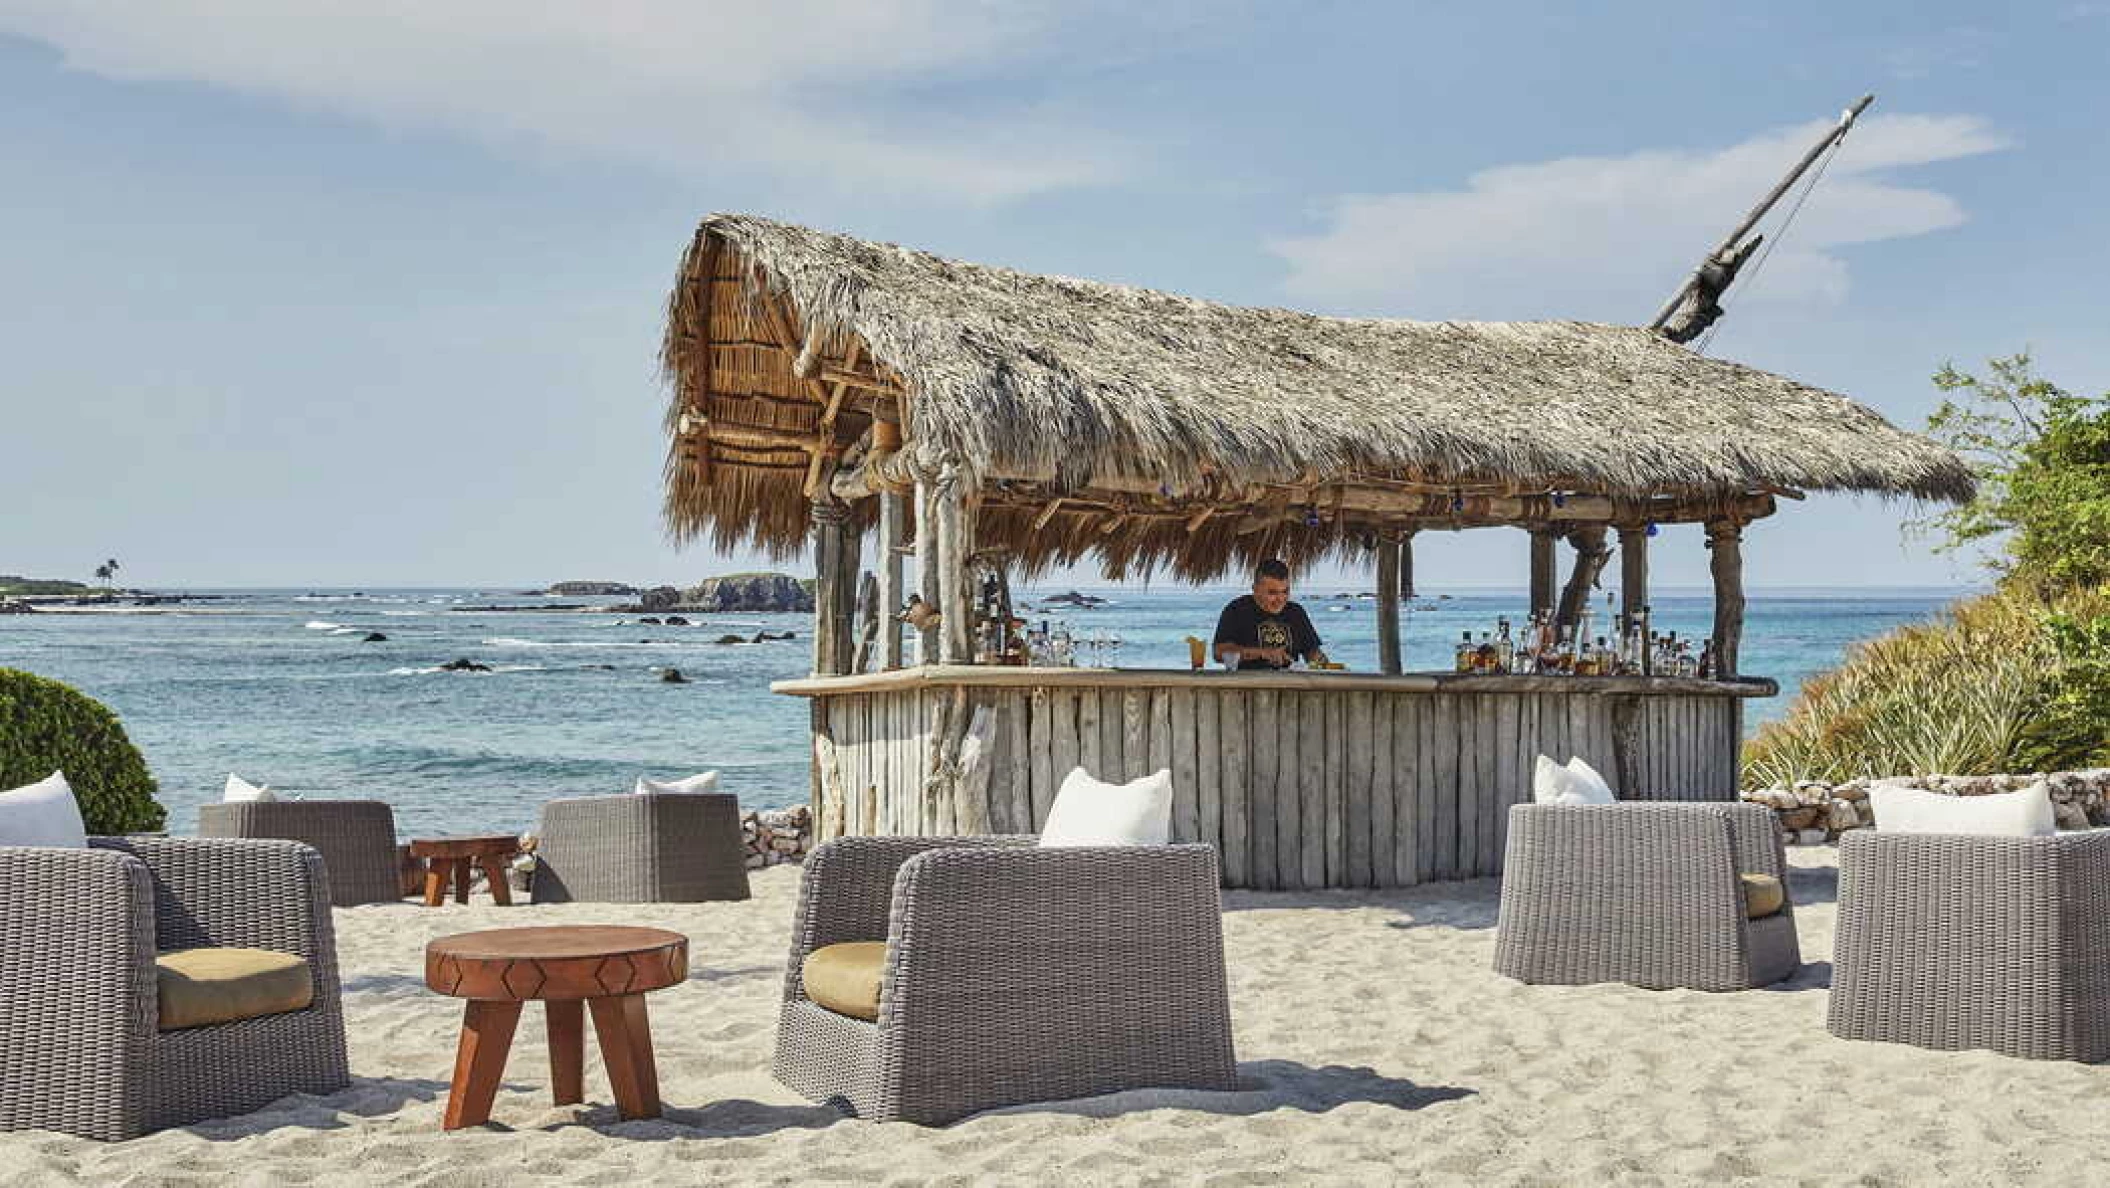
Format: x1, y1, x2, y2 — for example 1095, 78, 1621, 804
772, 665, 1777, 698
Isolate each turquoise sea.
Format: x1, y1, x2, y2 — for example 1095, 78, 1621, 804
2, 586, 1970, 838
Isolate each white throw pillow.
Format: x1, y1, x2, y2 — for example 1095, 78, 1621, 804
1532, 755, 1616, 806
1868, 782, 2055, 837
0, 771, 88, 847
635, 770, 719, 796
1039, 767, 1173, 847
223, 773, 276, 803
1566, 756, 1616, 804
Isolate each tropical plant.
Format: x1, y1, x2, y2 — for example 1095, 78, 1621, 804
0, 668, 165, 833
1746, 355, 2110, 786
92, 562, 112, 587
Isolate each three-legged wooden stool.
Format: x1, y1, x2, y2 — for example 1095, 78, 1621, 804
424, 925, 689, 1129
409, 834, 520, 906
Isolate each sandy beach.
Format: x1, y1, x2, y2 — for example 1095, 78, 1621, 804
3, 847, 2100, 1187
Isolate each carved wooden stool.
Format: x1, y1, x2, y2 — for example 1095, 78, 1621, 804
424, 925, 688, 1129
408, 834, 519, 907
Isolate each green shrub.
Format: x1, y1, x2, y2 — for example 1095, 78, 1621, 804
0, 668, 165, 834
1744, 586, 2110, 787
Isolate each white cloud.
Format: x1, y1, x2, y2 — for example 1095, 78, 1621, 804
1268, 113, 2011, 320
0, 0, 1143, 202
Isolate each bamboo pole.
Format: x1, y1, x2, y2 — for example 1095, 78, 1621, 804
1529, 528, 1558, 618
1376, 537, 1402, 676
877, 492, 907, 669
1554, 524, 1610, 630
1707, 519, 1745, 678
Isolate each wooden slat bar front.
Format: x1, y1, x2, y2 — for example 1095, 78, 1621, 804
775, 668, 1774, 889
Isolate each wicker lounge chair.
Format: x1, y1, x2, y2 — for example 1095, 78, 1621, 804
1493, 802, 1800, 991
773, 836, 1238, 1125
530, 791, 750, 903
0, 837, 350, 1140
1829, 828, 2110, 1061
198, 800, 402, 906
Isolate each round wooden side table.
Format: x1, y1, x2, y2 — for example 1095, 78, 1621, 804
424, 925, 688, 1129
409, 834, 519, 907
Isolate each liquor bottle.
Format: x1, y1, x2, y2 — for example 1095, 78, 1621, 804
1455, 630, 1475, 674
1555, 626, 1576, 674
1592, 636, 1610, 676
1697, 638, 1715, 680
1639, 605, 1655, 675
1495, 617, 1514, 673
1475, 632, 1497, 674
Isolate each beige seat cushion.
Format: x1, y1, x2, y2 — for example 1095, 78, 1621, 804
802, 941, 886, 1021
1739, 873, 1786, 920
157, 947, 315, 1031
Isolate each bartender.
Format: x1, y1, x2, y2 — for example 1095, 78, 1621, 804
1213, 559, 1330, 670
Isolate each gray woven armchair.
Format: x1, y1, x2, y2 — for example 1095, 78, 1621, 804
1829, 829, 2110, 1061
1494, 802, 1800, 991
198, 800, 402, 906
774, 836, 1238, 1125
530, 791, 750, 904
0, 837, 350, 1140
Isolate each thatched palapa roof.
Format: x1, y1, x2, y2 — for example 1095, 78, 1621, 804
660, 214, 1973, 580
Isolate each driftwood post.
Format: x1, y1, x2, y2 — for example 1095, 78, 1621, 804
809, 497, 860, 675
932, 459, 974, 663
1376, 537, 1402, 675
1617, 524, 1649, 629
1528, 527, 1558, 618
914, 482, 939, 664
851, 570, 880, 674
1554, 524, 1610, 631
1399, 531, 1417, 599
1706, 519, 1745, 678
877, 492, 907, 668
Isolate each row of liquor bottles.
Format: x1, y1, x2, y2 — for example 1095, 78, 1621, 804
1452, 601, 1721, 679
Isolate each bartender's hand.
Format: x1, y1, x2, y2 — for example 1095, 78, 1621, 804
1253, 646, 1291, 667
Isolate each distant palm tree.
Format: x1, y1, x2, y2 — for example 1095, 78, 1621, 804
106, 558, 119, 590
93, 562, 112, 588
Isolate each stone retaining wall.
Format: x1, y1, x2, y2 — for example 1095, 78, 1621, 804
1742, 769, 2110, 844
743, 804, 812, 868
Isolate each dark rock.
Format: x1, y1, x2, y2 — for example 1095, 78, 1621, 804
1040, 589, 1107, 608
714, 634, 747, 645
681, 572, 815, 613
639, 616, 662, 625
638, 585, 682, 612
362, 632, 388, 642
664, 615, 691, 626
546, 581, 639, 596
439, 657, 492, 673
660, 667, 689, 684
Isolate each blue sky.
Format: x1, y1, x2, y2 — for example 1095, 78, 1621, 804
2, 2, 2103, 590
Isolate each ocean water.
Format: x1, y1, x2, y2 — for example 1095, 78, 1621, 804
0, 585, 1970, 838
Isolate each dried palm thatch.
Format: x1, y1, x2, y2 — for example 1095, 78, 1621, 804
660, 214, 1973, 581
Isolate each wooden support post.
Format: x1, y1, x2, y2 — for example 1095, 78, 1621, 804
1376, 537, 1402, 676
932, 461, 974, 664
877, 492, 907, 669
1399, 530, 1417, 599
1706, 518, 1745, 678
1618, 524, 1649, 631
914, 484, 939, 665
808, 498, 860, 676
1528, 527, 1558, 618
1554, 524, 1610, 631
851, 570, 879, 674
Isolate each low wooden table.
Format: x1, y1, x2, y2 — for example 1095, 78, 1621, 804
425, 925, 689, 1129
409, 834, 519, 906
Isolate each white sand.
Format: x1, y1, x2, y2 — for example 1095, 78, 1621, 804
6, 849, 2105, 1186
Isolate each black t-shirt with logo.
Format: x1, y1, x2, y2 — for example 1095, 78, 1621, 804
1212, 595, 1323, 669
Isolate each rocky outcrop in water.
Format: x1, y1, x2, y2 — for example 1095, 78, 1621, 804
638, 586, 681, 611
682, 573, 814, 613
543, 581, 638, 596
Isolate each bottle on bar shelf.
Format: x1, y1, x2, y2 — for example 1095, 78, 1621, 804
1495, 617, 1514, 673
1697, 638, 1716, 680
1455, 630, 1476, 674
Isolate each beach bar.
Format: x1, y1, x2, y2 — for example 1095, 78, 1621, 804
658, 214, 1973, 888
